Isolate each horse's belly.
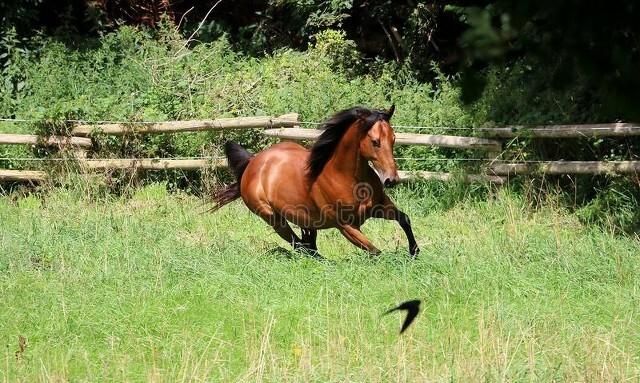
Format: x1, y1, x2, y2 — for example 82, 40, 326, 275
280, 205, 331, 229
284, 200, 372, 229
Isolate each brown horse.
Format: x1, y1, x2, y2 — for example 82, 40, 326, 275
212, 106, 419, 257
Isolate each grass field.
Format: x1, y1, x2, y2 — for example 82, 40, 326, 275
1, 182, 639, 382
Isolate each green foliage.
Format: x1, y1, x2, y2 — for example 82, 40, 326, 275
464, 59, 601, 126
0, 28, 45, 117
575, 180, 640, 235
295, 0, 353, 32
310, 29, 360, 74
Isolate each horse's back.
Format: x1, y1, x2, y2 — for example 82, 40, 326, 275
245, 142, 309, 171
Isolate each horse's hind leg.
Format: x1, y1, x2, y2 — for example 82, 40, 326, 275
298, 228, 325, 258
268, 216, 321, 257
251, 203, 320, 257
255, 208, 303, 248
301, 229, 318, 251
272, 215, 302, 248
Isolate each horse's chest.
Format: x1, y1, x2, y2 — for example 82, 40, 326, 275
330, 197, 373, 226
355, 198, 374, 214
310, 182, 378, 227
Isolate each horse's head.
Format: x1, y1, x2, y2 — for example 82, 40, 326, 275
359, 105, 400, 187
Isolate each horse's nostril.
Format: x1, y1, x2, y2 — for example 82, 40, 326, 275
384, 178, 396, 187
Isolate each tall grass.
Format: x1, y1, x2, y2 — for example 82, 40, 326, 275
1, 183, 638, 382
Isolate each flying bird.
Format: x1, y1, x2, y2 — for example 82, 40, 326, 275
383, 299, 421, 334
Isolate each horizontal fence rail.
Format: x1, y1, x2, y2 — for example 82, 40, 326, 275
79, 158, 227, 170
398, 170, 506, 184
489, 161, 640, 175
0, 158, 501, 184
79, 158, 499, 183
0, 134, 92, 148
0, 169, 47, 182
478, 122, 640, 138
71, 113, 299, 136
263, 128, 502, 151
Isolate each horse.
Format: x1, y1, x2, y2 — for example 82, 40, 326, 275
211, 105, 419, 257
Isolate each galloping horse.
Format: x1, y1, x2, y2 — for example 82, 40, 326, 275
212, 106, 419, 257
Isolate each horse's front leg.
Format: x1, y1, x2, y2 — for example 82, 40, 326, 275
373, 196, 420, 257
338, 225, 381, 256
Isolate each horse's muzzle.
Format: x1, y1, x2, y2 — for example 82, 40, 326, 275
384, 176, 399, 188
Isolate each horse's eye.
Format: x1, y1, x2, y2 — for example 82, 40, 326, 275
372, 139, 380, 148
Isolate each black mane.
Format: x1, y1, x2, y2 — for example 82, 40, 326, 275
307, 106, 391, 180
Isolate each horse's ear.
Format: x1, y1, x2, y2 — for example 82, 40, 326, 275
386, 104, 395, 120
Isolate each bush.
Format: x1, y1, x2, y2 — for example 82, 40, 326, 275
1, 25, 484, 166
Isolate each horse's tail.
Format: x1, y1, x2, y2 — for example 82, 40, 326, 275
211, 141, 253, 212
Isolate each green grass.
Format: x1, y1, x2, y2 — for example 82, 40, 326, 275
1, 183, 639, 382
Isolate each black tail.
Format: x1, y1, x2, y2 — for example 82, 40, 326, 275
211, 141, 252, 211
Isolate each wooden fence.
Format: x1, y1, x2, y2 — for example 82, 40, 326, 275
71, 114, 300, 136
477, 123, 640, 138
1, 114, 639, 184
0, 134, 92, 148
0, 169, 48, 182
263, 127, 502, 151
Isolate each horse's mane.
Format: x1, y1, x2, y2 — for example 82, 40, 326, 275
307, 106, 391, 180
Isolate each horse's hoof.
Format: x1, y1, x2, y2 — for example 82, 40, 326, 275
410, 245, 420, 258
369, 249, 382, 257
307, 250, 325, 260
294, 246, 325, 260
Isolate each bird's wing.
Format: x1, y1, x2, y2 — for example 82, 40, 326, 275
399, 307, 419, 333
383, 307, 400, 316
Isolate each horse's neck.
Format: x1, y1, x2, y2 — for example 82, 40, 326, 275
323, 126, 369, 181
